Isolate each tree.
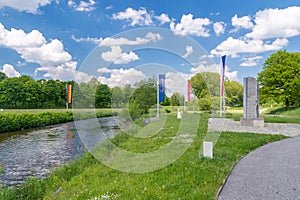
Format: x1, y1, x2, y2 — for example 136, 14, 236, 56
111, 86, 125, 108
224, 79, 243, 107
189, 72, 220, 99
95, 84, 111, 108
170, 92, 184, 106
129, 79, 156, 119
258, 50, 300, 107
0, 72, 7, 82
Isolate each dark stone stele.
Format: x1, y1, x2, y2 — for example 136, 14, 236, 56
240, 77, 264, 127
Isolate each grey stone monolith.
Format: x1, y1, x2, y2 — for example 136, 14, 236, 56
240, 77, 264, 127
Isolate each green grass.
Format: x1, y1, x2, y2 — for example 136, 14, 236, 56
0, 109, 114, 133
1, 113, 287, 200
224, 106, 300, 124
266, 107, 300, 116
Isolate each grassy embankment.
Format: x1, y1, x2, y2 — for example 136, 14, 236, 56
0, 109, 114, 133
225, 107, 300, 124
1, 111, 289, 200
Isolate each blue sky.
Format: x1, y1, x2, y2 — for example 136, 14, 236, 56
0, 0, 300, 91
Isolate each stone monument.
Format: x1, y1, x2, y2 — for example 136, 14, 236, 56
240, 77, 264, 127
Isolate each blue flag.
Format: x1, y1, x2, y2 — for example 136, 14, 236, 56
158, 74, 165, 103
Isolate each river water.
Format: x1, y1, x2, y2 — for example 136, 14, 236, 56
0, 116, 118, 187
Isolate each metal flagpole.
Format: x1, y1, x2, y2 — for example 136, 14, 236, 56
157, 77, 159, 119
219, 57, 223, 117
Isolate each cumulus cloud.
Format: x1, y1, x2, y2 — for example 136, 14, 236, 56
170, 14, 211, 37
0, 23, 72, 67
240, 56, 263, 67
213, 21, 226, 36
211, 37, 288, 57
101, 46, 139, 64
0, 23, 46, 49
165, 72, 191, 98
155, 13, 171, 24
0, 0, 52, 14
246, 6, 300, 39
35, 61, 92, 82
68, 0, 96, 12
20, 39, 72, 66
231, 14, 254, 32
112, 7, 153, 26
183, 46, 193, 58
1, 64, 21, 77
97, 68, 146, 87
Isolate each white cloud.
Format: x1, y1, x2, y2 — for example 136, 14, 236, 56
246, 6, 300, 39
100, 32, 162, 46
211, 37, 288, 57
68, 0, 96, 12
170, 14, 211, 37
35, 61, 92, 82
165, 72, 191, 98
71, 34, 103, 44
105, 5, 113, 10
20, 39, 72, 66
0, 23, 72, 67
190, 63, 238, 81
240, 56, 263, 67
231, 14, 254, 32
183, 45, 193, 58
101, 46, 139, 64
1, 64, 20, 77
0, 23, 46, 49
112, 7, 153, 26
0, 0, 52, 14
213, 21, 226, 36
97, 68, 146, 87
155, 13, 171, 24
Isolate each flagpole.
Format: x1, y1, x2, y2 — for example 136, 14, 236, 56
219, 57, 223, 117
220, 55, 226, 117
157, 77, 159, 119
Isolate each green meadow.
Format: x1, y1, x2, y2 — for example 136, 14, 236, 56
1, 110, 294, 200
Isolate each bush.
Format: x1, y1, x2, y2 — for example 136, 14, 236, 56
198, 98, 212, 111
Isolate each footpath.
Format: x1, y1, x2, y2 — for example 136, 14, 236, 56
210, 118, 300, 200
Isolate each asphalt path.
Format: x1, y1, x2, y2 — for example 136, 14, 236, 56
218, 137, 300, 200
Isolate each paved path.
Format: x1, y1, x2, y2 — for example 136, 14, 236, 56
218, 137, 300, 200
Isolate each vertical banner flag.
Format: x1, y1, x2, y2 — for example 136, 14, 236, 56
66, 84, 72, 104
187, 80, 191, 102
158, 74, 165, 103
221, 55, 226, 97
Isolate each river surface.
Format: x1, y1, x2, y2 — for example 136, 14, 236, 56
0, 116, 118, 187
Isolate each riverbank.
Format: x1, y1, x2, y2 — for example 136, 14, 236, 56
0, 109, 114, 133
1, 113, 287, 199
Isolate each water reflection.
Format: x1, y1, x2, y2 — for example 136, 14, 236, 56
0, 116, 118, 187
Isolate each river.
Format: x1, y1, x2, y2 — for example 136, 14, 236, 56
0, 116, 118, 187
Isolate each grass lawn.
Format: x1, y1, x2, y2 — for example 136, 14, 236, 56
1, 113, 288, 200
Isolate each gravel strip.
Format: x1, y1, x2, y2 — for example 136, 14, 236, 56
208, 118, 300, 137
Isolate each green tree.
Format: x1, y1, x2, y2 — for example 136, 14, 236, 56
95, 84, 111, 108
170, 92, 185, 106
111, 86, 125, 108
0, 72, 7, 82
129, 79, 156, 119
190, 72, 220, 99
224, 79, 243, 107
258, 50, 300, 107
24, 80, 41, 108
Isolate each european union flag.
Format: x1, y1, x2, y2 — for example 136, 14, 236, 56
158, 74, 165, 103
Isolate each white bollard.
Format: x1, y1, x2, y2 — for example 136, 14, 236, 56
203, 141, 213, 158
177, 108, 182, 119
